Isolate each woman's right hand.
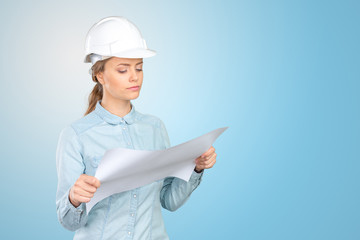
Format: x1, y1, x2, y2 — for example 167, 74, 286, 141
69, 174, 101, 208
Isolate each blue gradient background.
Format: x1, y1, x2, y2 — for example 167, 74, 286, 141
0, 0, 359, 239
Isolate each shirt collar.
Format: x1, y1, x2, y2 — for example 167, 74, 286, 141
94, 100, 136, 125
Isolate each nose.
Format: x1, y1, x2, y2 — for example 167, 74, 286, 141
129, 68, 139, 82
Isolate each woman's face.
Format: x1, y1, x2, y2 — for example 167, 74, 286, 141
97, 57, 144, 101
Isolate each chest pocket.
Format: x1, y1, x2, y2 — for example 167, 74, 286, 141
84, 156, 103, 176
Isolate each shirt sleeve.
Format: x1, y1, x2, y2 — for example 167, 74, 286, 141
158, 120, 204, 212
55, 126, 88, 231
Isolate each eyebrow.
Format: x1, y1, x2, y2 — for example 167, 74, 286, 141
117, 61, 143, 66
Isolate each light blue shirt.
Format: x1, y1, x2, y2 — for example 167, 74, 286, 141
56, 100, 203, 240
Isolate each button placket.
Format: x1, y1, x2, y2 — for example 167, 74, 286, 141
120, 118, 137, 239
120, 120, 133, 147
126, 189, 139, 239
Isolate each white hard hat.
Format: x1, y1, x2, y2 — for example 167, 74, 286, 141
84, 16, 156, 65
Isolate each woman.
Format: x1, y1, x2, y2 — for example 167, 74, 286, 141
56, 16, 217, 240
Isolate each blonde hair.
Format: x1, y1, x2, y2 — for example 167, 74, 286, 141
84, 58, 112, 115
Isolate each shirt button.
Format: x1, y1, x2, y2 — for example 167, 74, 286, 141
133, 194, 137, 198
131, 213, 134, 217
128, 232, 131, 235
123, 127, 126, 130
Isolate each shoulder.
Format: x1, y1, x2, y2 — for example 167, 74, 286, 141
134, 111, 165, 128
68, 111, 103, 136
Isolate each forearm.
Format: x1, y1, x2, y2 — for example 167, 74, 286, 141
160, 170, 204, 212
56, 188, 87, 231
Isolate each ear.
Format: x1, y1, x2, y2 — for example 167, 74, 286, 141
96, 72, 105, 85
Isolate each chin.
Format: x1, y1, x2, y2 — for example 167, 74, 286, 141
129, 93, 140, 100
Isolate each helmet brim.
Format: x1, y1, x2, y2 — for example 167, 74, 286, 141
84, 48, 156, 63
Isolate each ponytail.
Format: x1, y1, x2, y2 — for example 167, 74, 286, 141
84, 58, 112, 116
84, 82, 103, 115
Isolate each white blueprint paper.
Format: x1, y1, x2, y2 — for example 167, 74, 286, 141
86, 127, 228, 212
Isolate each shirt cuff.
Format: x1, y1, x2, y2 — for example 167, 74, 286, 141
189, 169, 204, 183
66, 188, 86, 217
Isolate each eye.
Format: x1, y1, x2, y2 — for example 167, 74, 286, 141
117, 69, 142, 74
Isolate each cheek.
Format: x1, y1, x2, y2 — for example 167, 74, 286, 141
110, 79, 125, 90
105, 74, 127, 90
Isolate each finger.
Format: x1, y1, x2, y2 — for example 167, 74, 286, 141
205, 152, 217, 160
82, 175, 101, 188
197, 155, 217, 169
73, 187, 94, 198
76, 195, 92, 203
205, 157, 216, 168
77, 181, 97, 193
197, 152, 217, 164
198, 158, 216, 169
201, 147, 215, 158
201, 146, 216, 158
195, 155, 207, 164
204, 153, 217, 164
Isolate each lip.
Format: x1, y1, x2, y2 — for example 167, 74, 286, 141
127, 86, 140, 91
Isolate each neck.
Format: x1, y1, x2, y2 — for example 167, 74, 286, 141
100, 96, 132, 118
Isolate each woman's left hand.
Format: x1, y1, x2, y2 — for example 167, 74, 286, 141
195, 146, 217, 172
